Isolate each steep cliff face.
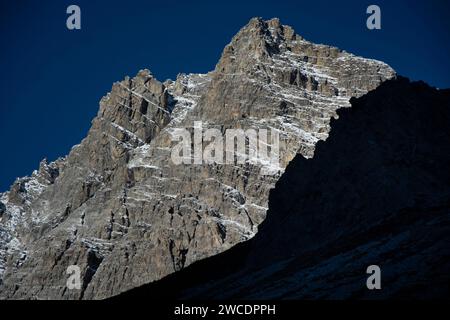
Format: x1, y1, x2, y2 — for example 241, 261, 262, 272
122, 77, 449, 300
0, 17, 394, 299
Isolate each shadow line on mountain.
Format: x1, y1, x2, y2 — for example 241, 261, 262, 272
112, 76, 450, 300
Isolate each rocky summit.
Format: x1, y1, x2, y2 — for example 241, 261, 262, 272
0, 17, 395, 299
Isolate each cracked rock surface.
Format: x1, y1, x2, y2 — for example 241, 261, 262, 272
0, 17, 394, 299
117, 77, 450, 300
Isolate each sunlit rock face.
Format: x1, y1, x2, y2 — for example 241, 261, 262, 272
0, 17, 394, 299
116, 77, 450, 300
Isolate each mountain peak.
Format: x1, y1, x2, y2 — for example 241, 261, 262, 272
215, 17, 296, 72
1, 17, 396, 299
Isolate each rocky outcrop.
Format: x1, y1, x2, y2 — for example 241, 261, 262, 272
119, 77, 450, 300
0, 17, 394, 299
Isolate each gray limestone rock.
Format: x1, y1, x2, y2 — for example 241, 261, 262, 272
0, 17, 395, 299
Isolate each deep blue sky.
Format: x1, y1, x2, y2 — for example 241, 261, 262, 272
1, 0, 449, 192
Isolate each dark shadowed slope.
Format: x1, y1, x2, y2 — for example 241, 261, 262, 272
114, 77, 450, 300
0, 18, 395, 299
